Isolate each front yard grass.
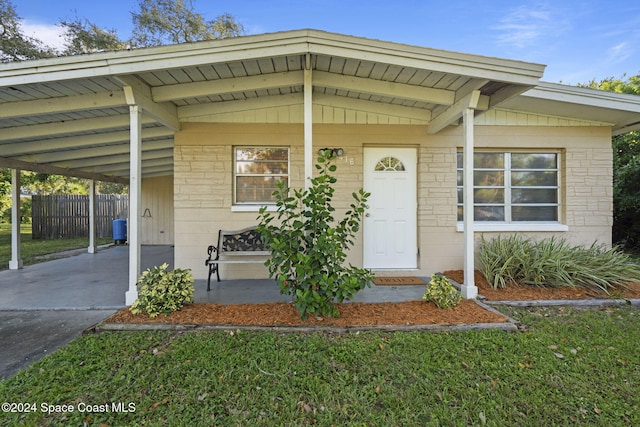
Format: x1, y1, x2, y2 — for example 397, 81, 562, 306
0, 223, 111, 270
1, 306, 638, 426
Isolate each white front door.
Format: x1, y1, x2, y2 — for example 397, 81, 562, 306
363, 147, 417, 269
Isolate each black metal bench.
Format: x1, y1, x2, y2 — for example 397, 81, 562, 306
204, 226, 270, 291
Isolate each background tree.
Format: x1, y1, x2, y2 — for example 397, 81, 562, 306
59, 18, 127, 55
0, 0, 55, 61
0, 0, 239, 220
582, 74, 640, 250
131, 0, 243, 47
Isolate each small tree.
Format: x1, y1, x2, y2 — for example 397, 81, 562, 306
258, 151, 373, 319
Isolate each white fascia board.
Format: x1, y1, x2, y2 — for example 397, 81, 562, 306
505, 82, 640, 132
0, 29, 545, 87
0, 37, 311, 86
307, 36, 545, 85
526, 82, 640, 112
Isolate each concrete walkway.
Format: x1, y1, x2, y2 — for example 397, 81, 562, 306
0, 244, 426, 379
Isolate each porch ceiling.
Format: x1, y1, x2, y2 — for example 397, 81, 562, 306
1, 29, 631, 183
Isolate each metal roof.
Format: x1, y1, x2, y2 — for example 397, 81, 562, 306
0, 29, 636, 182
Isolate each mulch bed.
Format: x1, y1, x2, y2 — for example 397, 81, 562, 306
104, 300, 507, 327
103, 270, 640, 328
443, 270, 640, 301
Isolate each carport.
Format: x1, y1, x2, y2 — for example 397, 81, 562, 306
0, 30, 556, 303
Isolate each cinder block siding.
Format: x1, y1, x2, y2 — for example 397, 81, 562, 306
417, 125, 613, 273
174, 123, 613, 279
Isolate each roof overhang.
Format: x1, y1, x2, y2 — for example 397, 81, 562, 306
501, 82, 640, 135
0, 29, 635, 181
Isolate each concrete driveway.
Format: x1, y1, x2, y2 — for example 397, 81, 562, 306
0, 245, 173, 380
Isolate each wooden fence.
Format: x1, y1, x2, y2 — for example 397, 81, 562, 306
31, 194, 128, 239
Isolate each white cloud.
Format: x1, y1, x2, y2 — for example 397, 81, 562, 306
492, 4, 562, 50
21, 20, 66, 51
607, 42, 631, 63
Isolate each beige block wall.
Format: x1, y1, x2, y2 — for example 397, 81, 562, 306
419, 125, 613, 273
174, 123, 613, 279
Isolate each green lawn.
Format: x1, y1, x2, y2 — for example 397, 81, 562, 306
0, 223, 111, 271
1, 306, 638, 426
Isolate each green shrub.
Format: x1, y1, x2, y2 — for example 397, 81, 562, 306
258, 151, 373, 319
479, 234, 640, 293
422, 274, 462, 308
130, 263, 194, 317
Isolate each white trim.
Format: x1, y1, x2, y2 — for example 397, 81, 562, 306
461, 107, 477, 298
456, 222, 569, 232
363, 147, 418, 269
9, 169, 23, 270
88, 180, 97, 254
304, 63, 313, 190
231, 205, 277, 212
0, 30, 546, 86
126, 105, 141, 306
456, 150, 561, 223
233, 146, 290, 205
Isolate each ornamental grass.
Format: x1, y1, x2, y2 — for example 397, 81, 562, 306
479, 235, 640, 292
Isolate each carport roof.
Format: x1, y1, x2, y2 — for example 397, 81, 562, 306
0, 29, 637, 183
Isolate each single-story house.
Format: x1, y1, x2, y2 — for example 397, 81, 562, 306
1, 29, 639, 304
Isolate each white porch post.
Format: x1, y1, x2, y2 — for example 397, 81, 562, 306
9, 169, 23, 270
125, 105, 142, 306
304, 54, 313, 190
88, 180, 97, 254
461, 107, 478, 298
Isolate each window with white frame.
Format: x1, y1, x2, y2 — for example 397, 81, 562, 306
457, 151, 559, 222
234, 147, 289, 204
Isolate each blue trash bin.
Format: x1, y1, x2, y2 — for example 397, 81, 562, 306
112, 219, 127, 244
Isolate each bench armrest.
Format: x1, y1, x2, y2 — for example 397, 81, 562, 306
205, 245, 218, 265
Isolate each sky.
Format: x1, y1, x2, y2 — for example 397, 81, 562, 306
14, 0, 640, 85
